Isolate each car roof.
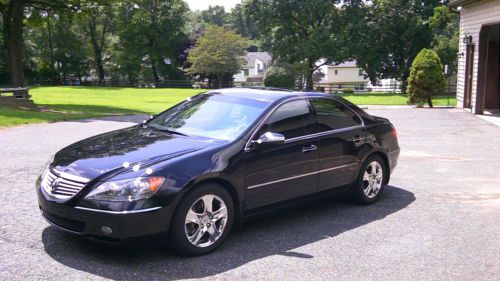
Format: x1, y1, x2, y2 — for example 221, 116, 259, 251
205, 87, 332, 103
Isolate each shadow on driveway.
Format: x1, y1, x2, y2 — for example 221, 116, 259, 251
42, 185, 415, 280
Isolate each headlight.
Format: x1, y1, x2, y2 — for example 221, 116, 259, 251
85, 177, 165, 202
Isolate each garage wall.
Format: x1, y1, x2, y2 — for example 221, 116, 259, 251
457, 0, 500, 113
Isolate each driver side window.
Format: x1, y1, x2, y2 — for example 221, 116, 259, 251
258, 99, 315, 139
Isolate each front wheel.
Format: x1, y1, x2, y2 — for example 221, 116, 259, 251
169, 183, 234, 256
351, 155, 386, 204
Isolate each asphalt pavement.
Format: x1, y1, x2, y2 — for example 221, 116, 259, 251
0, 108, 498, 280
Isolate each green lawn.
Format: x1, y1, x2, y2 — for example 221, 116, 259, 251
0, 86, 457, 128
0, 87, 204, 127
338, 93, 456, 106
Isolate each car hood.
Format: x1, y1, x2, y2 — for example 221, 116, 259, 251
52, 126, 223, 180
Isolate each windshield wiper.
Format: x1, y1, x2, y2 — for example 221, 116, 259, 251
149, 126, 188, 137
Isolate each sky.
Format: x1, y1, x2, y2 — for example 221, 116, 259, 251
185, 0, 242, 11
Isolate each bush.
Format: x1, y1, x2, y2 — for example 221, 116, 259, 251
264, 64, 296, 89
407, 49, 446, 107
342, 88, 354, 94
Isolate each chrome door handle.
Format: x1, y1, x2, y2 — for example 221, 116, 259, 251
352, 136, 364, 142
302, 144, 318, 153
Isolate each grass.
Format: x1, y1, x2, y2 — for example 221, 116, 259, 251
337, 92, 456, 106
0, 86, 457, 128
0, 87, 204, 127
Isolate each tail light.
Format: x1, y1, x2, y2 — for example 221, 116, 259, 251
392, 127, 398, 138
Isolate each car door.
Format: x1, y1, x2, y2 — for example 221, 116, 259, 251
309, 98, 365, 192
244, 99, 319, 210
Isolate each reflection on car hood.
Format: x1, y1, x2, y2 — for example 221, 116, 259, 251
52, 126, 222, 180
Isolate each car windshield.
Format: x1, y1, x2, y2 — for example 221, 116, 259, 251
148, 93, 270, 141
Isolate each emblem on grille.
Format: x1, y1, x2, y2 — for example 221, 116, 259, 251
51, 178, 60, 192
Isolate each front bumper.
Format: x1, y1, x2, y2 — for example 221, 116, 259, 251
37, 186, 174, 241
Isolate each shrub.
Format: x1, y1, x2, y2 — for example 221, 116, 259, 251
264, 64, 296, 89
342, 88, 354, 94
407, 49, 446, 107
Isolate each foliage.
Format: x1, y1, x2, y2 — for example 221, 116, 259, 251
186, 25, 247, 88
407, 48, 446, 107
429, 6, 459, 74
342, 88, 354, 94
264, 63, 295, 89
200, 5, 229, 26
246, 0, 348, 90
349, 0, 442, 92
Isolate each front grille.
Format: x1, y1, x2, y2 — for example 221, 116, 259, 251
41, 169, 90, 200
42, 210, 85, 233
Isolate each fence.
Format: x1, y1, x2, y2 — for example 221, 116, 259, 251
314, 83, 457, 95
26, 79, 198, 89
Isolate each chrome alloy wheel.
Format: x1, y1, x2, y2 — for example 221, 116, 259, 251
184, 194, 228, 248
362, 161, 383, 198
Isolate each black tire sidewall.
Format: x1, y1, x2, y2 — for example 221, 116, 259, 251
353, 155, 386, 204
169, 183, 235, 256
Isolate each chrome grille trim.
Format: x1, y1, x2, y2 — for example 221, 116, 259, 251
41, 169, 90, 200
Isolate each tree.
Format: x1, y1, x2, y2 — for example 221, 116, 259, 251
0, 0, 80, 87
246, 0, 346, 90
80, 0, 115, 84
407, 48, 446, 108
118, 0, 189, 85
264, 63, 295, 89
229, 3, 260, 39
186, 25, 247, 88
200, 5, 229, 27
429, 6, 459, 75
349, 0, 442, 92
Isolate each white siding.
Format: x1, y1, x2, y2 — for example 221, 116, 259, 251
326, 67, 369, 84
456, 0, 500, 113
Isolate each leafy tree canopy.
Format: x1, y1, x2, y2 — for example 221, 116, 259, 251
186, 25, 247, 88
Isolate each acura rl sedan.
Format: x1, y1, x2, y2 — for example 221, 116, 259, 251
37, 88, 399, 256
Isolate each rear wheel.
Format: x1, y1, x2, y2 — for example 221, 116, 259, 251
169, 183, 234, 256
351, 155, 386, 204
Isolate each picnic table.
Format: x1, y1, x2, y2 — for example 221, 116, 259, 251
0, 87, 30, 99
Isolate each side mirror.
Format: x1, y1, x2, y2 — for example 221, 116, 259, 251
255, 132, 286, 145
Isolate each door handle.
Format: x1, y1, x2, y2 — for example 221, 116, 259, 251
302, 144, 318, 153
352, 135, 364, 142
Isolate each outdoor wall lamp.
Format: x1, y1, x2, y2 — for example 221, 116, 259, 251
462, 34, 473, 45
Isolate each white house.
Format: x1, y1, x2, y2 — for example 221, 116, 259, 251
234, 52, 272, 86
449, 0, 500, 115
315, 60, 370, 92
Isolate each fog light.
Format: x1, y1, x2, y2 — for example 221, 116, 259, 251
101, 226, 113, 235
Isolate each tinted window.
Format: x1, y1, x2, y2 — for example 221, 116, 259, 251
310, 98, 362, 131
259, 100, 315, 139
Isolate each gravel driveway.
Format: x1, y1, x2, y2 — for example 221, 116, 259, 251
0, 108, 499, 280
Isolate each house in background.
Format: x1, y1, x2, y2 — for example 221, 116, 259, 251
449, 0, 500, 115
234, 52, 272, 86
315, 60, 370, 92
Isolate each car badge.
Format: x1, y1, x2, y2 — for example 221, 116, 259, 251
51, 178, 60, 192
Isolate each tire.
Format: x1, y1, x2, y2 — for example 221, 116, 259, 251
351, 155, 386, 204
169, 183, 235, 256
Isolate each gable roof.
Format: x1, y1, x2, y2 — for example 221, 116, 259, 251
245, 52, 272, 67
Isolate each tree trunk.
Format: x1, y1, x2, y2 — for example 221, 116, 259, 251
150, 57, 160, 86
427, 96, 433, 108
88, 16, 106, 85
46, 14, 56, 84
217, 73, 223, 88
305, 59, 314, 91
3, 1, 26, 87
